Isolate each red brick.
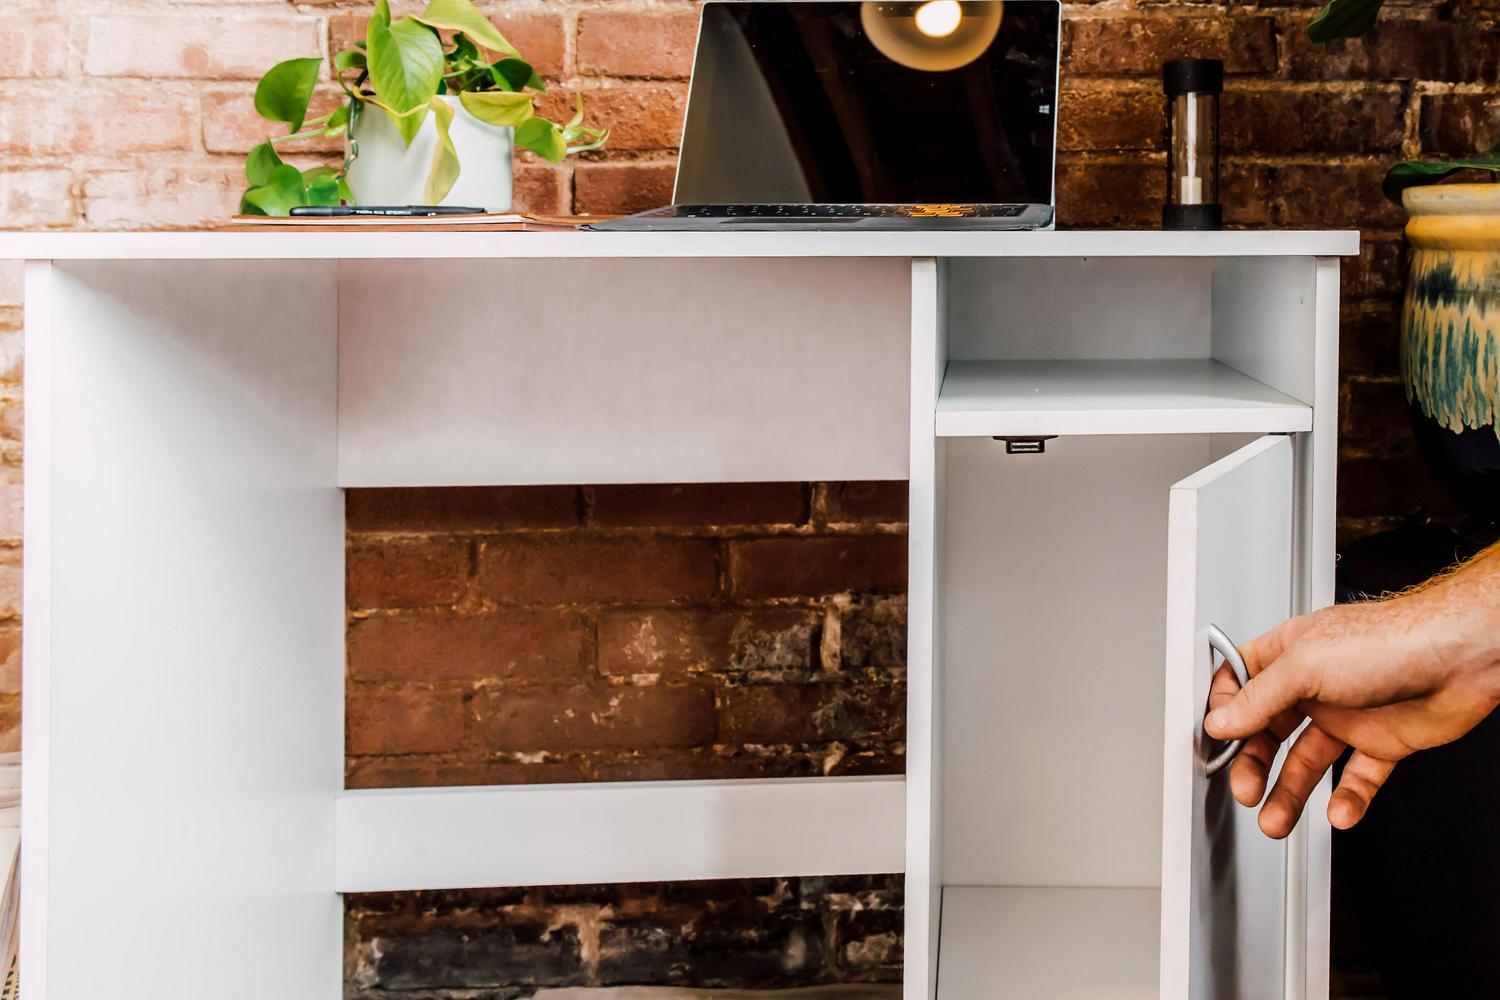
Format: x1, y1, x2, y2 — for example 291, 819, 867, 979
347, 686, 469, 756
597, 607, 819, 677
0, 169, 75, 228
512, 164, 568, 215
1287, 18, 1500, 82
1064, 16, 1277, 76
0, 16, 70, 78
1055, 158, 1161, 229
479, 9, 567, 76
85, 16, 323, 80
729, 536, 907, 599
347, 539, 470, 610
537, 84, 688, 152
717, 682, 905, 745
346, 753, 593, 789
0, 625, 18, 696
1057, 81, 1161, 153
0, 91, 194, 155
202, 85, 348, 155
1271, 162, 1404, 230
0, 695, 17, 753
348, 610, 588, 684
0, 264, 20, 310
82, 167, 248, 230
590, 483, 808, 528
577, 11, 699, 78
347, 486, 580, 533
479, 535, 719, 604
1223, 86, 1406, 154
1420, 93, 1500, 158
327, 13, 366, 69
475, 684, 716, 751
1341, 299, 1403, 377
1222, 162, 1274, 227
1343, 238, 1407, 302
825, 482, 908, 524
573, 163, 675, 216
1340, 377, 1415, 459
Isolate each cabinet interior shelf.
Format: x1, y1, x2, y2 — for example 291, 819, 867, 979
935, 359, 1313, 437
937, 885, 1159, 1000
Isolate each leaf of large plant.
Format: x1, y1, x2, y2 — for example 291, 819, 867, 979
424, 97, 462, 204
368, 11, 445, 145
1307, 0, 1386, 42
413, 0, 520, 58
254, 57, 323, 132
1383, 149, 1500, 204
460, 90, 534, 127
245, 141, 285, 187
515, 116, 566, 163
243, 164, 308, 216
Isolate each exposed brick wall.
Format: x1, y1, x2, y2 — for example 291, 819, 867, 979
345, 483, 908, 788
345, 876, 904, 997
1, 0, 1485, 544
344, 484, 907, 997
3, 1, 1497, 996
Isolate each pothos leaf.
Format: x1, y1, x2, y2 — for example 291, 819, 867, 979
304, 167, 344, 206
424, 97, 462, 204
333, 49, 367, 72
245, 141, 285, 187
515, 116, 566, 163
254, 57, 323, 132
459, 89, 534, 127
1383, 148, 1500, 204
492, 57, 542, 93
367, 10, 444, 145
413, 0, 520, 58
243, 163, 308, 216
1307, 0, 1386, 42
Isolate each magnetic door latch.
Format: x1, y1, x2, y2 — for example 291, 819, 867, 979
993, 436, 1058, 455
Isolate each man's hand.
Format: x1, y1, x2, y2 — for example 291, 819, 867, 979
1204, 543, 1500, 839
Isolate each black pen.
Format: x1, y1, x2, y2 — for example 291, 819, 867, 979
289, 205, 489, 217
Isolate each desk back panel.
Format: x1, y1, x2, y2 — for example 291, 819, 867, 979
337, 257, 912, 486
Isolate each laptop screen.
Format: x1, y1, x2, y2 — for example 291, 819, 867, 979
674, 0, 1060, 206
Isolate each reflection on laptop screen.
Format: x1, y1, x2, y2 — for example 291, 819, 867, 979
674, 1, 1060, 206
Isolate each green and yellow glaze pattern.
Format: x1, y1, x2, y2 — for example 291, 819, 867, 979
1403, 185, 1500, 441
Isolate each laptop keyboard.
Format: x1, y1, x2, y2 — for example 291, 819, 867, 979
669, 203, 1029, 219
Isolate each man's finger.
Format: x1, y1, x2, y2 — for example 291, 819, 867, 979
1209, 661, 1304, 806
1258, 723, 1345, 839
1205, 657, 1313, 742
1328, 751, 1397, 830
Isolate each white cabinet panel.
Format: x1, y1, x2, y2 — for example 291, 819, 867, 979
1161, 435, 1294, 1000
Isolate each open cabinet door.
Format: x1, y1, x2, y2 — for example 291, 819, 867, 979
1160, 435, 1295, 1000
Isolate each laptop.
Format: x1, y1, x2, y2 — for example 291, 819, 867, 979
589, 0, 1060, 232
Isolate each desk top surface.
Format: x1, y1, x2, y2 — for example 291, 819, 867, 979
0, 228, 1359, 261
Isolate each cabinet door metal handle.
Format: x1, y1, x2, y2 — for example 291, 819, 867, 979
1204, 624, 1249, 777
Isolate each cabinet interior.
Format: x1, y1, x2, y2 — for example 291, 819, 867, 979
935, 434, 1253, 999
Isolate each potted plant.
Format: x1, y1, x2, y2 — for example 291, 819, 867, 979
1310, 0, 1500, 519
239, 0, 607, 214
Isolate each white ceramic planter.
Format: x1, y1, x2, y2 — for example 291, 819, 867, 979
345, 95, 514, 210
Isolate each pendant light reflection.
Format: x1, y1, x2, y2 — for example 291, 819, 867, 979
860, 1, 1002, 72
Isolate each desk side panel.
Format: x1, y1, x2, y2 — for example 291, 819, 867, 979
25, 260, 343, 1000
337, 257, 911, 486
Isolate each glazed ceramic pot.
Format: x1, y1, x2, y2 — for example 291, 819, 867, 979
345, 95, 514, 211
1402, 183, 1500, 521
